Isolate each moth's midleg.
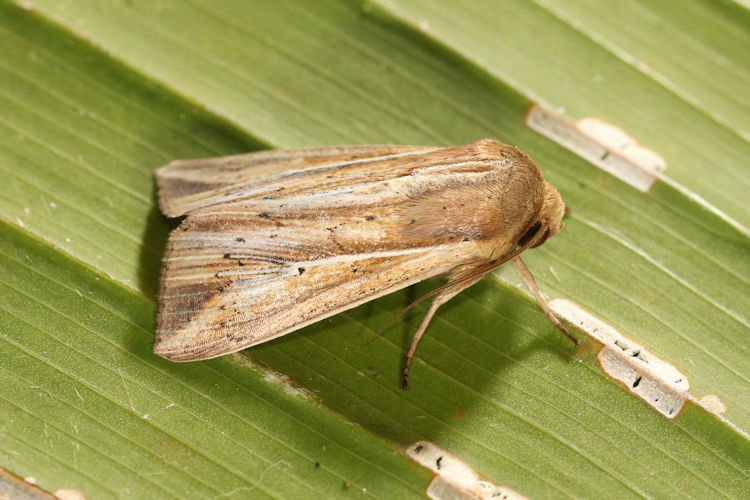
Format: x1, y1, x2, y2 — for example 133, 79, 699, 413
512, 257, 579, 345
401, 299, 441, 390
402, 272, 487, 389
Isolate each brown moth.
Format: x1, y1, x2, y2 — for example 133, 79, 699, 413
154, 139, 577, 388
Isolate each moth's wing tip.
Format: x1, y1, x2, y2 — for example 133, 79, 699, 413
153, 321, 239, 362
152, 327, 209, 362
152, 333, 190, 362
154, 159, 217, 218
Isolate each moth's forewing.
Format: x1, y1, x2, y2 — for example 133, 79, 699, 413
155, 210, 466, 361
155, 145, 436, 217
155, 140, 548, 362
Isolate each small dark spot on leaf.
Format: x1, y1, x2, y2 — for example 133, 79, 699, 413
223, 253, 231, 258
298, 267, 305, 275
436, 456, 443, 469
414, 445, 423, 453
235, 237, 245, 242
365, 215, 376, 221
632, 376, 642, 388
315, 461, 320, 468
219, 305, 226, 310
258, 212, 270, 218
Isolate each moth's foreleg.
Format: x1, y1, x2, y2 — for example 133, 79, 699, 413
512, 257, 579, 345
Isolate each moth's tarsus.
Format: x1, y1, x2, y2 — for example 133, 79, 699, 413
547, 311, 579, 345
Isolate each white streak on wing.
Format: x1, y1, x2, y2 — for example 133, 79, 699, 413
170, 231, 337, 256
164, 270, 285, 283
185, 158, 502, 211
175, 149, 440, 207
296, 245, 441, 267
164, 245, 443, 282
273, 148, 440, 174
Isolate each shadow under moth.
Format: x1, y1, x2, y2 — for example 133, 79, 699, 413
154, 139, 578, 388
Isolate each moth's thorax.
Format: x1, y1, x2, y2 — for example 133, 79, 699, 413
398, 140, 546, 248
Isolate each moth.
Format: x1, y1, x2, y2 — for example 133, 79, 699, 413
154, 139, 578, 388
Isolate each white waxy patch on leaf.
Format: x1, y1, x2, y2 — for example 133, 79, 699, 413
551, 299, 688, 418
526, 104, 666, 192
698, 394, 727, 415
54, 488, 86, 500
407, 441, 527, 500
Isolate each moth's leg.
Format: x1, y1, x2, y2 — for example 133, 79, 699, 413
402, 272, 486, 390
512, 257, 579, 345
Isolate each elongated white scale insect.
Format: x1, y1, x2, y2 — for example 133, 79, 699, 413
154, 139, 577, 388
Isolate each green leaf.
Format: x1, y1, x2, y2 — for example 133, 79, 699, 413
1, 1, 748, 498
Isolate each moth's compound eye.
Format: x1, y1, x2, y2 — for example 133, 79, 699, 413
530, 227, 551, 248
518, 222, 542, 247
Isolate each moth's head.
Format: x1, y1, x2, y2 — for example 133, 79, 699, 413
519, 182, 565, 248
